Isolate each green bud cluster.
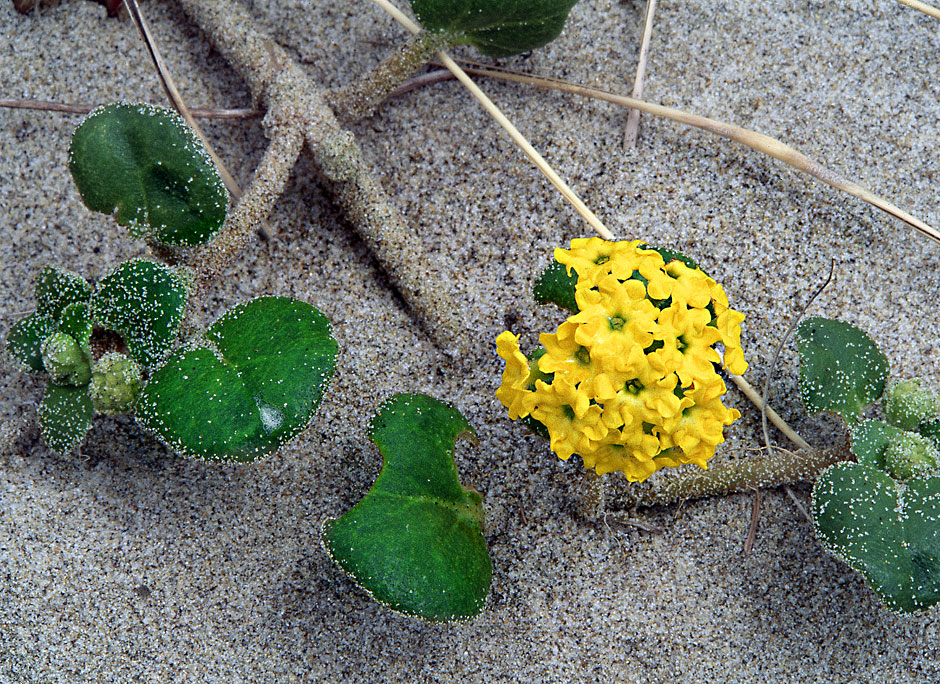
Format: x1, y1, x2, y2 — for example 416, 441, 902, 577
41, 331, 91, 386
89, 353, 142, 415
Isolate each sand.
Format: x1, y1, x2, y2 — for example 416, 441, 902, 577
1, 0, 939, 681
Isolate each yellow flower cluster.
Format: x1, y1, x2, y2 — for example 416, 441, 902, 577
496, 238, 748, 482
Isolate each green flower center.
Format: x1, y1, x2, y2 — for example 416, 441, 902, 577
594, 255, 610, 265
625, 379, 644, 395
562, 404, 576, 421
609, 315, 626, 331
574, 346, 591, 365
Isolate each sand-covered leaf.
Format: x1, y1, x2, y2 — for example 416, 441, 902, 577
58, 302, 93, 353
323, 393, 492, 622
5, 312, 58, 373
410, 0, 579, 57
533, 259, 578, 313
812, 461, 940, 613
135, 297, 337, 461
92, 258, 187, 368
851, 420, 905, 470
797, 317, 888, 423
35, 266, 91, 321
38, 383, 95, 455
68, 103, 227, 246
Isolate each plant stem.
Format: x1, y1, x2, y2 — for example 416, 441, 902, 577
897, 0, 940, 20
174, 0, 466, 352
327, 31, 451, 125
0, 98, 262, 118
592, 442, 847, 511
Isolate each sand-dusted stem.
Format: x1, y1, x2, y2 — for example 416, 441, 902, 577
174, 0, 464, 351
328, 30, 451, 125
579, 442, 848, 515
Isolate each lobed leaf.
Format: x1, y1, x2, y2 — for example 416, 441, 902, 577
410, 0, 579, 57
323, 393, 492, 622
68, 103, 228, 246
796, 317, 888, 424
533, 260, 578, 313
38, 383, 95, 455
135, 297, 337, 461
92, 258, 187, 368
850, 420, 905, 470
812, 461, 940, 613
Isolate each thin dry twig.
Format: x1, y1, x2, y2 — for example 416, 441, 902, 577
624, 0, 658, 149
438, 61, 940, 245
744, 487, 761, 554
371, 0, 615, 240
0, 97, 263, 118
897, 0, 940, 20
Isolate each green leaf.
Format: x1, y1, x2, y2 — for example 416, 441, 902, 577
5, 312, 58, 373
68, 103, 228, 246
38, 382, 95, 455
135, 296, 337, 461
533, 260, 578, 313
92, 258, 187, 368
812, 462, 940, 613
850, 420, 905, 470
323, 393, 492, 622
650, 246, 699, 271
58, 302, 93, 353
35, 266, 91, 321
410, 0, 579, 57
796, 317, 889, 423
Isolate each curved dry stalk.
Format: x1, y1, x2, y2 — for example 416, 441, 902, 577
175, 0, 466, 353
0, 97, 262, 118
726, 372, 812, 452
370, 0, 615, 240
897, 0, 940, 20
444, 63, 940, 245
624, 0, 658, 148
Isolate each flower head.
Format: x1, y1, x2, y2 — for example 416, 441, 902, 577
496, 239, 748, 482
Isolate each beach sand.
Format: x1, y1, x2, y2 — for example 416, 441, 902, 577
1, 0, 939, 681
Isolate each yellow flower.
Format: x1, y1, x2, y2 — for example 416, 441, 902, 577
495, 331, 535, 420
530, 378, 606, 460
495, 238, 748, 482
649, 302, 722, 386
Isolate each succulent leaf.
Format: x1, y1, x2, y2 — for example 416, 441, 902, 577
6, 312, 58, 373
920, 418, 940, 452
812, 461, 940, 613
58, 302, 93, 354
35, 266, 92, 321
884, 432, 940, 481
796, 317, 888, 423
38, 383, 95, 455
323, 393, 491, 622
850, 419, 905, 470
92, 258, 187, 368
410, 0, 579, 57
135, 296, 337, 461
533, 260, 579, 313
68, 103, 228, 246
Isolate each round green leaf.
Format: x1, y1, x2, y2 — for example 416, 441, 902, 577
850, 419, 905, 470
38, 382, 95, 455
92, 258, 187, 368
796, 317, 889, 423
5, 312, 58, 373
135, 296, 337, 461
58, 302, 93, 354
323, 393, 492, 622
812, 462, 940, 613
410, 0, 579, 57
35, 266, 91, 321
68, 103, 228, 246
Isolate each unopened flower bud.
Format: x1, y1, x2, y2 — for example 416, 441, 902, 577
41, 332, 91, 386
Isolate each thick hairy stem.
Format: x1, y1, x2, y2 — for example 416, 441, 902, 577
585, 443, 848, 514
327, 31, 450, 125
175, 0, 464, 351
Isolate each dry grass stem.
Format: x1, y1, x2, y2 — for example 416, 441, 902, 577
744, 488, 760, 554
726, 370, 813, 452
898, 0, 940, 20
446, 62, 940, 245
371, 0, 615, 240
624, 0, 658, 149
0, 97, 262, 118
